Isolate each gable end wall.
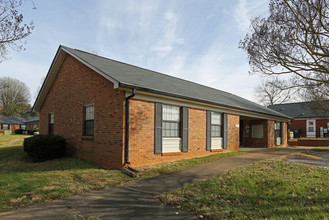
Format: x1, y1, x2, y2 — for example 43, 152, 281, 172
39, 54, 126, 169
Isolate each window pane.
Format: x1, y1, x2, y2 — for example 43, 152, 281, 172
162, 122, 179, 137
211, 125, 221, 137
85, 105, 94, 120
274, 122, 281, 138
163, 105, 180, 122
211, 112, 221, 125
84, 120, 94, 136
50, 114, 54, 123
49, 124, 54, 134
252, 125, 264, 138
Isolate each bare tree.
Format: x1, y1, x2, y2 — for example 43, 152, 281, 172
0, 0, 35, 62
254, 77, 298, 106
0, 76, 30, 116
302, 80, 329, 113
240, 0, 329, 84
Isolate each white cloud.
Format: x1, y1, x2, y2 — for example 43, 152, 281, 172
150, 10, 185, 57
152, 46, 173, 53
234, 0, 268, 33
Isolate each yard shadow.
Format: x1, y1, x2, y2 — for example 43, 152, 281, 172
0, 145, 106, 173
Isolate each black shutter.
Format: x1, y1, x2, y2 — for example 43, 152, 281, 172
154, 103, 163, 154
280, 122, 284, 145
206, 111, 211, 150
182, 107, 189, 152
274, 121, 277, 145
223, 113, 228, 149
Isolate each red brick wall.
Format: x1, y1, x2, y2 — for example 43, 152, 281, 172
289, 139, 329, 146
228, 114, 240, 151
128, 100, 240, 168
0, 124, 20, 132
39, 55, 126, 169
266, 120, 288, 148
290, 119, 306, 137
290, 119, 329, 137
316, 119, 329, 137
242, 119, 287, 148
243, 120, 268, 147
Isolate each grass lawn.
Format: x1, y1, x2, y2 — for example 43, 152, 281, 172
0, 135, 244, 212
312, 147, 329, 151
290, 137, 329, 141
0, 135, 132, 212
159, 160, 329, 219
139, 151, 244, 178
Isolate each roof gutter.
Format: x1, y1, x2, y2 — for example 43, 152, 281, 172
125, 88, 136, 165
118, 83, 292, 120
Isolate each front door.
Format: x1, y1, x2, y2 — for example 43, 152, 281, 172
306, 120, 316, 137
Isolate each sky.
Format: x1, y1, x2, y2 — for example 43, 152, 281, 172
0, 0, 270, 105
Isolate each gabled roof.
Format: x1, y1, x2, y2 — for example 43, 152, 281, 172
33, 45, 291, 119
0, 116, 24, 125
0, 116, 39, 125
268, 102, 328, 118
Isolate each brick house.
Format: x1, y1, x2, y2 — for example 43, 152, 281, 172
269, 102, 329, 138
33, 46, 291, 169
0, 116, 23, 133
0, 116, 39, 134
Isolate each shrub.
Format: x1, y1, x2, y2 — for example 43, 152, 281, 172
14, 129, 24, 134
24, 134, 67, 162
31, 128, 39, 133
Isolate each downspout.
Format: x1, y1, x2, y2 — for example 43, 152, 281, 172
125, 88, 136, 165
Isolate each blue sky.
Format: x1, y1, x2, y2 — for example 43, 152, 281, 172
0, 0, 269, 104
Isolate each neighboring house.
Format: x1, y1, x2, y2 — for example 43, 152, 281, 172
268, 102, 329, 138
22, 116, 40, 131
0, 116, 24, 133
33, 45, 291, 169
0, 116, 40, 134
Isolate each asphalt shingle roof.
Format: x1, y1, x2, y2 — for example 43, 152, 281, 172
58, 46, 290, 119
0, 116, 39, 125
268, 102, 328, 118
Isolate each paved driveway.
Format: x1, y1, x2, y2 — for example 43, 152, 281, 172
285, 150, 329, 169
0, 147, 306, 220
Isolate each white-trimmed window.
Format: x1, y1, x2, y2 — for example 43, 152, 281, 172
211, 112, 222, 137
162, 105, 180, 137
49, 113, 54, 134
252, 125, 263, 138
84, 104, 94, 136
1, 124, 9, 130
21, 125, 26, 130
275, 122, 282, 145
162, 104, 181, 153
210, 111, 223, 149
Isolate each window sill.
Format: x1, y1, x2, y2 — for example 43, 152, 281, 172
210, 149, 225, 152
161, 152, 182, 156
82, 136, 94, 141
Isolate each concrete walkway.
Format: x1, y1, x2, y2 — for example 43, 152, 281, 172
0, 147, 306, 220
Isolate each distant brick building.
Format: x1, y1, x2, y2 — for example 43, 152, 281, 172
0, 116, 39, 134
269, 102, 329, 138
33, 46, 291, 169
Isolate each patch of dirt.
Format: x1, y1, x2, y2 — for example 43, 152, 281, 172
0, 139, 22, 147
285, 151, 329, 169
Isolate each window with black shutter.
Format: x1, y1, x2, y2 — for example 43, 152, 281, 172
84, 105, 94, 136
